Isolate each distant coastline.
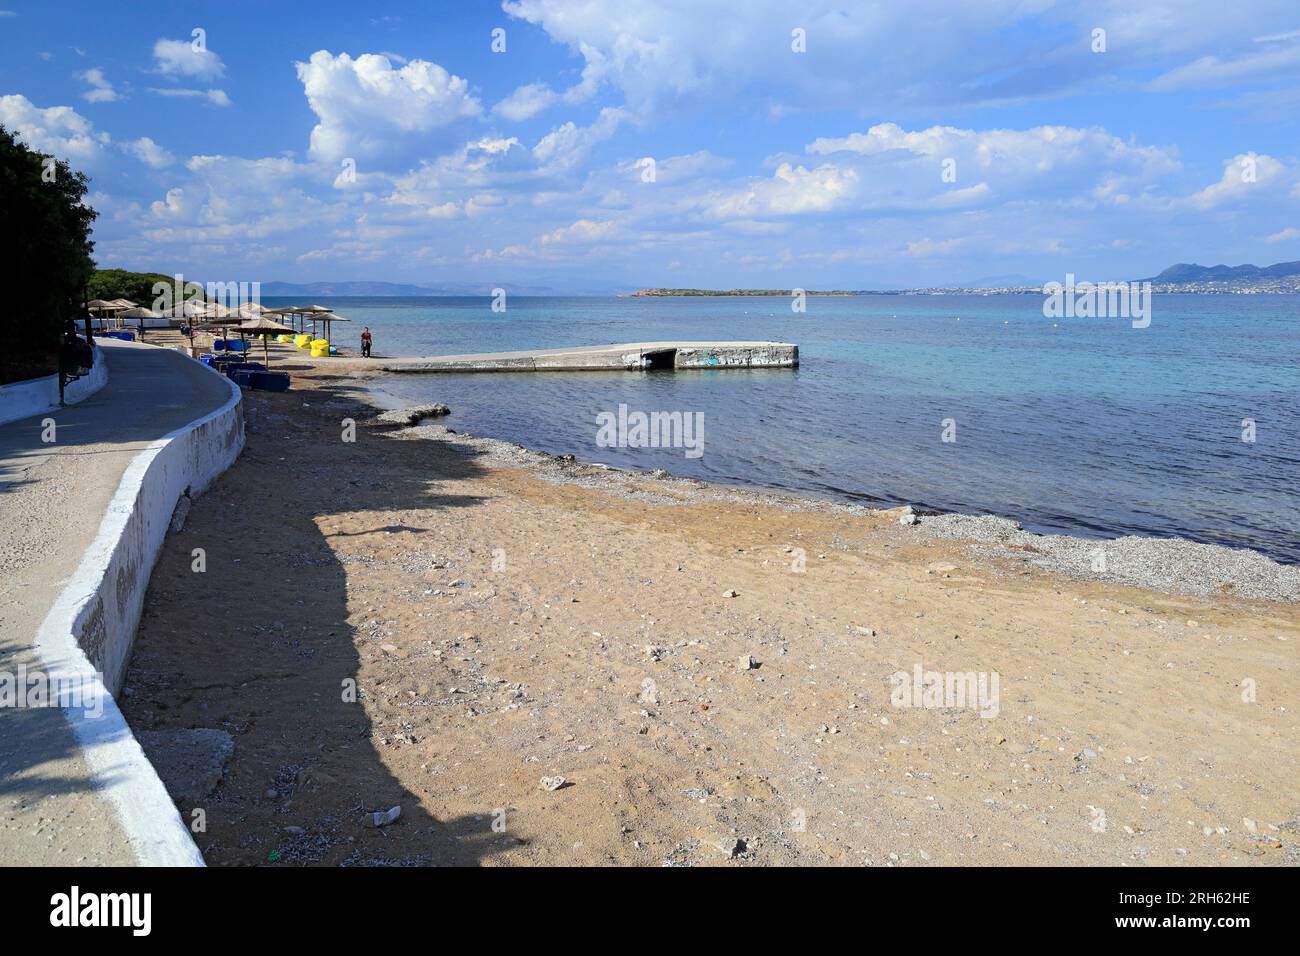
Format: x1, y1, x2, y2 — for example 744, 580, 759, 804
628, 288, 866, 297
626, 260, 1300, 297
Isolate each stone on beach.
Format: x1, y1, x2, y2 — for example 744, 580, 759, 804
135, 728, 234, 802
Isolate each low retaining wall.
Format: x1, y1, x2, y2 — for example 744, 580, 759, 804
0, 342, 108, 426
35, 351, 245, 866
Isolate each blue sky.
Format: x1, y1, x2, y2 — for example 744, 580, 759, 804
2, 0, 1298, 291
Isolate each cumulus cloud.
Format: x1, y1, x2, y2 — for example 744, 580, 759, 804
531, 106, 624, 174
153, 37, 225, 82
1186, 152, 1293, 208
700, 162, 859, 219
80, 68, 119, 103
692, 122, 1180, 221
121, 136, 174, 168
295, 51, 481, 163
0, 94, 108, 162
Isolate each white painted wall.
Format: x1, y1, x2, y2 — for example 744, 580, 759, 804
0, 341, 108, 426
35, 351, 244, 866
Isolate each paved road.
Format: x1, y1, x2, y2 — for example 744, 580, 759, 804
0, 339, 232, 865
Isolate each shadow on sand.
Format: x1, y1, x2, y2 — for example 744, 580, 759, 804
119, 375, 517, 866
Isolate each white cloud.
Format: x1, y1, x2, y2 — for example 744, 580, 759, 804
808, 123, 1176, 185
541, 218, 619, 244
904, 237, 965, 257
1265, 226, 1299, 242
295, 51, 481, 163
501, 0, 1300, 119
693, 122, 1179, 221
493, 82, 558, 121
80, 68, 119, 103
0, 94, 108, 162
122, 136, 174, 168
146, 87, 232, 107
153, 37, 225, 82
1149, 42, 1300, 91
531, 106, 624, 174
1187, 152, 1293, 208
700, 162, 859, 219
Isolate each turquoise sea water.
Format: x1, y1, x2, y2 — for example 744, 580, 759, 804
264, 294, 1300, 562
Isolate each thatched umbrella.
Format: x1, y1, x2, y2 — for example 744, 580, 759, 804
238, 315, 296, 365
298, 305, 335, 340
84, 299, 126, 330
318, 311, 349, 346
190, 316, 243, 355
120, 306, 160, 337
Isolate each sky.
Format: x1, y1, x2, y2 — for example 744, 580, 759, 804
1, 0, 1298, 292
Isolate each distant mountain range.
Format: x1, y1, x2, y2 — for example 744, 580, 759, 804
1143, 260, 1300, 283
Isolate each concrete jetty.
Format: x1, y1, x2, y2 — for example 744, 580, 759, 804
378, 341, 798, 373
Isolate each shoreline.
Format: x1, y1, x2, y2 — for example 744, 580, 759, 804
350, 368, 1299, 604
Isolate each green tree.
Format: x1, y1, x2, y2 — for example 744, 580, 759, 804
0, 124, 97, 384
89, 268, 189, 306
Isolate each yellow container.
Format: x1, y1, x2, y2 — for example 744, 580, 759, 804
310, 347, 328, 358
294, 334, 312, 348
276, 334, 292, 343
310, 339, 329, 350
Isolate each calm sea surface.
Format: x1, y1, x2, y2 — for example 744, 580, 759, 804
263, 294, 1300, 562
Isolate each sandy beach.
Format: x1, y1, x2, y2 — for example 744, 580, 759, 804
112, 348, 1300, 866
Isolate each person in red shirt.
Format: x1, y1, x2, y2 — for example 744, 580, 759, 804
361, 326, 372, 357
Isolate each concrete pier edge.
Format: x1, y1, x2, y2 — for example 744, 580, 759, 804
33, 348, 245, 867
379, 340, 799, 373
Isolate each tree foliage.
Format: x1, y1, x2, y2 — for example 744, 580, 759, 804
88, 268, 185, 306
0, 124, 97, 384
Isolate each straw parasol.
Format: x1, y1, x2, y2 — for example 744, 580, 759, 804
84, 298, 127, 330
318, 311, 349, 344
167, 300, 213, 319
238, 315, 296, 365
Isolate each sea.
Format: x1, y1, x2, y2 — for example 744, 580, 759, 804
262, 293, 1300, 563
